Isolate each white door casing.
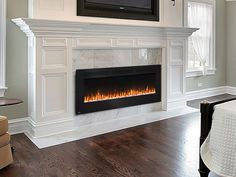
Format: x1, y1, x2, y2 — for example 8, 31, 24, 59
0, 0, 7, 97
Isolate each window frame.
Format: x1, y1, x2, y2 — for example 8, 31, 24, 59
0, 0, 6, 97
184, 0, 216, 77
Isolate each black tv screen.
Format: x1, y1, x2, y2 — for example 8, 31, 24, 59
86, 0, 152, 9
77, 0, 159, 21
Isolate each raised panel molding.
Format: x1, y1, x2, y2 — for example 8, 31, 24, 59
38, 0, 64, 10
74, 38, 168, 49
32, 0, 76, 20
167, 40, 186, 102
42, 38, 67, 47
42, 47, 67, 69
136, 39, 165, 48
42, 73, 67, 118
112, 39, 134, 48
170, 66, 184, 97
170, 41, 184, 64
75, 38, 112, 49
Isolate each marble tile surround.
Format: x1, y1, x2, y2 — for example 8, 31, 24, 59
72, 48, 162, 70
72, 48, 163, 126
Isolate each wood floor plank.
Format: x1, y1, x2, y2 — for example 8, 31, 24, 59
0, 112, 201, 177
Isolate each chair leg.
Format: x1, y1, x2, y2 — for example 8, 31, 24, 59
11, 146, 15, 153
199, 170, 210, 177
199, 138, 210, 177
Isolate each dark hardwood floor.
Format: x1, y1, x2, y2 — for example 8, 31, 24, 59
1, 112, 201, 177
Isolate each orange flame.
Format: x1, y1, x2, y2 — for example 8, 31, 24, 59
84, 86, 156, 103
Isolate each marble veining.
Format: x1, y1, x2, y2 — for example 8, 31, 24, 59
72, 48, 162, 70
70, 48, 163, 142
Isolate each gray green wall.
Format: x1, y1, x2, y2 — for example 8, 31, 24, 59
226, 2, 236, 87
0, 0, 28, 119
186, 0, 227, 92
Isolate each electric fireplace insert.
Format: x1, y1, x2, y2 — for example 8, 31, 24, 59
75, 65, 161, 114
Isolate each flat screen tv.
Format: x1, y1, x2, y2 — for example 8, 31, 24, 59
77, 0, 159, 21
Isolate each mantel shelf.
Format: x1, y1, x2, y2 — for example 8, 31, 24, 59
12, 18, 198, 38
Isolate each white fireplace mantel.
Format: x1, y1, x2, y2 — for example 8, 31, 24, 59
13, 18, 197, 147
13, 18, 196, 39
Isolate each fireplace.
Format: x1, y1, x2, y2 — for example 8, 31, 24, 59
75, 65, 161, 114
13, 17, 196, 144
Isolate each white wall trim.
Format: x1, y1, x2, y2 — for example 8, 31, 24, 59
0, 87, 7, 97
184, 0, 216, 77
186, 86, 236, 101
225, 86, 236, 95
186, 68, 216, 77
8, 116, 76, 138
186, 86, 227, 101
0, 0, 7, 97
8, 117, 29, 135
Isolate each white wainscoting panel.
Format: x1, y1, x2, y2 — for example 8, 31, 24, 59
42, 73, 67, 117
112, 39, 134, 48
170, 66, 184, 97
33, 37, 73, 128
38, 0, 64, 10
167, 40, 186, 105
42, 38, 67, 47
75, 38, 112, 49
42, 47, 67, 69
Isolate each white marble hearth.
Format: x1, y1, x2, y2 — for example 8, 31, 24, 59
32, 107, 198, 148
13, 18, 197, 148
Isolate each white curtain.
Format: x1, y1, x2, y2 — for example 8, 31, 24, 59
188, 1, 213, 73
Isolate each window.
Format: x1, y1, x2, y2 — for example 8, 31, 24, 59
0, 0, 6, 97
185, 0, 215, 77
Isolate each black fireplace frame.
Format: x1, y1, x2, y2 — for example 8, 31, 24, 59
75, 65, 161, 114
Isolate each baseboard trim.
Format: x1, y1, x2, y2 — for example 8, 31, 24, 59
186, 86, 236, 101
225, 86, 236, 95
0, 87, 7, 97
8, 116, 76, 140
186, 86, 227, 101
167, 98, 187, 110
8, 117, 28, 135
